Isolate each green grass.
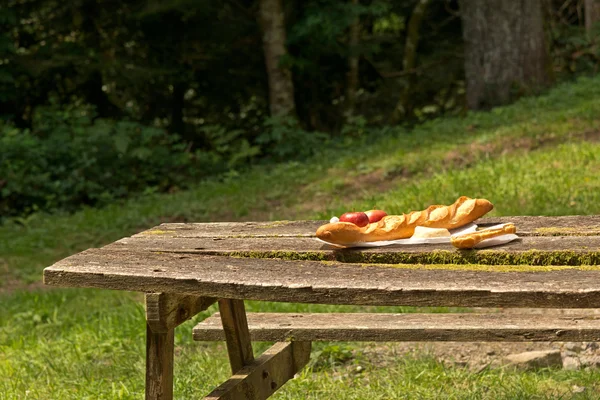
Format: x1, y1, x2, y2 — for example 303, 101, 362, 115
2, 75, 600, 399
358, 141, 600, 217
3, 289, 600, 399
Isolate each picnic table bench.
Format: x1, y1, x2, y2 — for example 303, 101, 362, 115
43, 215, 600, 399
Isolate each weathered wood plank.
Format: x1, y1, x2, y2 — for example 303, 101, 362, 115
141, 220, 319, 238
146, 324, 174, 400
44, 249, 600, 308
204, 341, 311, 400
193, 312, 600, 342
145, 293, 215, 332
136, 215, 600, 239
108, 235, 600, 266
219, 299, 254, 373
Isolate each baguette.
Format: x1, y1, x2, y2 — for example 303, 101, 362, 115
316, 196, 493, 245
451, 223, 516, 249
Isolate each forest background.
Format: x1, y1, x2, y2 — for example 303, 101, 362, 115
2, 0, 600, 221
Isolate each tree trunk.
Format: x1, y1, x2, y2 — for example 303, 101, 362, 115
345, 0, 360, 118
258, 0, 297, 118
78, 2, 121, 118
170, 82, 185, 138
82, 70, 121, 118
390, 0, 430, 123
586, 0, 600, 37
459, 0, 553, 110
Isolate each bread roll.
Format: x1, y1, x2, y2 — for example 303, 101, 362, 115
316, 196, 493, 245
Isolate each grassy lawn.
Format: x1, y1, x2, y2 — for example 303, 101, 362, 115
2, 76, 600, 399
4, 290, 600, 399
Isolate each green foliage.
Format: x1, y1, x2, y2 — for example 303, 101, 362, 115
0, 106, 339, 219
3, 0, 598, 149
289, 0, 388, 58
373, 12, 405, 35
340, 115, 369, 138
198, 125, 260, 170
551, 23, 600, 78
256, 116, 331, 162
0, 8, 17, 105
1, 105, 343, 218
0, 104, 205, 218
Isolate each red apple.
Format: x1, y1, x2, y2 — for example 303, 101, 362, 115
339, 211, 370, 227
365, 209, 387, 223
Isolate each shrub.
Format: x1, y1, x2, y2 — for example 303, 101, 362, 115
256, 116, 331, 162
0, 104, 205, 218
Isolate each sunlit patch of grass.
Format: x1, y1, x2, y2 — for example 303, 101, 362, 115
376, 142, 600, 218
274, 352, 600, 400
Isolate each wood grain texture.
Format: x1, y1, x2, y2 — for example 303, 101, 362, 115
44, 250, 600, 308
140, 221, 319, 238
194, 312, 600, 342
146, 324, 174, 400
145, 293, 215, 332
219, 299, 254, 373
136, 215, 600, 239
204, 341, 311, 400
107, 235, 600, 266
112, 233, 600, 252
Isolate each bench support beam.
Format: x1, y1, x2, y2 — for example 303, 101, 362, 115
204, 341, 312, 400
219, 299, 255, 373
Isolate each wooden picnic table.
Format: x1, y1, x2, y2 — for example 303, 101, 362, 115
43, 215, 600, 399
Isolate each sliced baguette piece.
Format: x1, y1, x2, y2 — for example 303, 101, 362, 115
451, 223, 516, 249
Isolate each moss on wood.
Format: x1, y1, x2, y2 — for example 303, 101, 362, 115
224, 249, 600, 266
533, 227, 600, 236
217, 234, 311, 239
363, 262, 600, 273
340, 249, 600, 266
140, 230, 176, 235
228, 250, 336, 262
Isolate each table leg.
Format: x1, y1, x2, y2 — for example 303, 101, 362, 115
146, 324, 175, 400
218, 299, 254, 373
144, 293, 216, 400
